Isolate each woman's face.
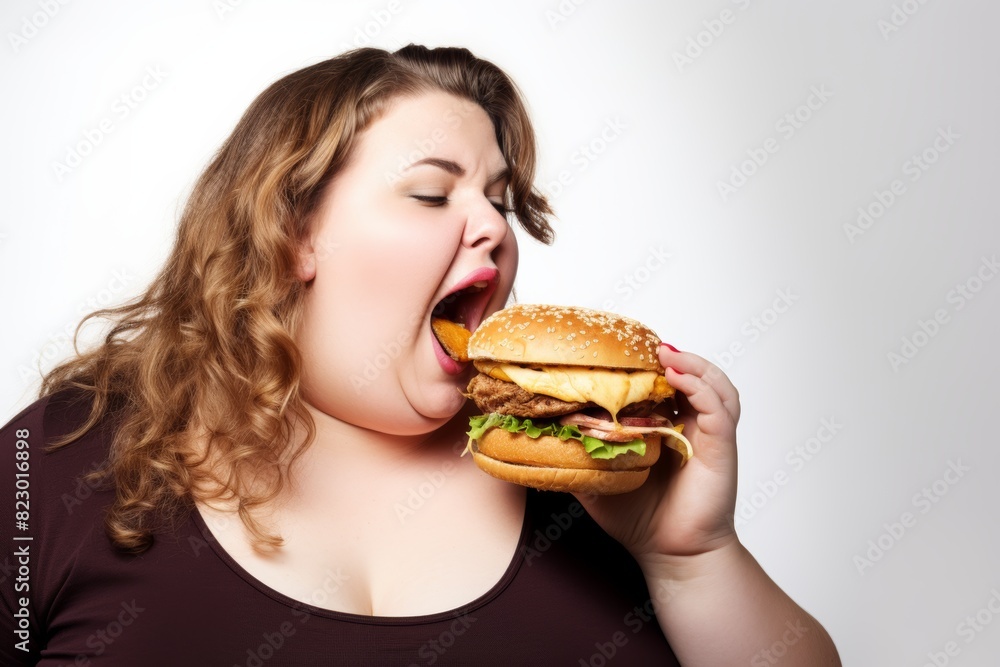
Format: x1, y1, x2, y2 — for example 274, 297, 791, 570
295, 90, 518, 435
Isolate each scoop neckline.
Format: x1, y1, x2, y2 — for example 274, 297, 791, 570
189, 489, 531, 626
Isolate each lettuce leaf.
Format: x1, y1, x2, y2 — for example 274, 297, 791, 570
467, 413, 646, 460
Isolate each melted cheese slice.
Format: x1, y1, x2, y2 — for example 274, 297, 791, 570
488, 364, 661, 421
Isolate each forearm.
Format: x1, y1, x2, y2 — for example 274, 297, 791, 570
639, 540, 841, 667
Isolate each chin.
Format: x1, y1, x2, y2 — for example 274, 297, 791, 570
372, 410, 454, 437
404, 384, 469, 428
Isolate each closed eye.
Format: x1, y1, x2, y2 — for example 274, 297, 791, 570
412, 194, 508, 216
412, 195, 448, 206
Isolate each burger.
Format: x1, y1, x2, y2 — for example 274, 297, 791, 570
454, 304, 692, 495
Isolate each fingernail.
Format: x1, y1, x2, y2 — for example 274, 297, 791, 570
660, 343, 680, 352
667, 366, 685, 375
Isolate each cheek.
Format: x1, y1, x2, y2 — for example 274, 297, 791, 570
296, 280, 421, 426
500, 228, 519, 274
295, 217, 457, 417
318, 213, 449, 313
305, 250, 427, 374
321, 203, 457, 277
492, 227, 519, 297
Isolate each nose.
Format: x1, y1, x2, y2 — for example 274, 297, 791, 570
462, 197, 510, 251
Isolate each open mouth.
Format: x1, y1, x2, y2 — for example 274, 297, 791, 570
430, 269, 499, 358
432, 280, 491, 329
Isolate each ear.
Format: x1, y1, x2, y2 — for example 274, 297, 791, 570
295, 238, 317, 282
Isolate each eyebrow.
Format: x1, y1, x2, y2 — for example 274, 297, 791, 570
404, 157, 510, 186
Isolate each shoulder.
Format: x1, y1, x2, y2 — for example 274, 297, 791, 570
1, 387, 116, 537
0, 389, 118, 662
1, 388, 116, 509
0, 388, 119, 564
1, 394, 51, 442
1, 388, 107, 447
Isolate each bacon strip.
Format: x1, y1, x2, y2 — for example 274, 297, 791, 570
559, 410, 694, 463
575, 427, 639, 442
559, 413, 615, 431
559, 412, 675, 442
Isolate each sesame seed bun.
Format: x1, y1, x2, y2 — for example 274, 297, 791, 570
467, 304, 664, 371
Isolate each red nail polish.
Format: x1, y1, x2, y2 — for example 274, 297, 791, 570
667, 366, 685, 375
660, 343, 680, 353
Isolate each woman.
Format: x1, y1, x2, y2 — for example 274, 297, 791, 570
1, 45, 840, 665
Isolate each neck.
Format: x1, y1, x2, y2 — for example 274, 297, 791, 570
280, 402, 475, 509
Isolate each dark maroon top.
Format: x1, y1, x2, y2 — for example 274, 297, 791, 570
1, 390, 679, 665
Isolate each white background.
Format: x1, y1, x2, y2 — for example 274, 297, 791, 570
2, 1, 998, 664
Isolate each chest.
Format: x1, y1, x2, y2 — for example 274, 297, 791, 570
195, 479, 526, 616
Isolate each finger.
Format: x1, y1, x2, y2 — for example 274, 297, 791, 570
658, 345, 740, 424
663, 366, 736, 438
657, 345, 738, 407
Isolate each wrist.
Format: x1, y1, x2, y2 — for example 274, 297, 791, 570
634, 533, 746, 590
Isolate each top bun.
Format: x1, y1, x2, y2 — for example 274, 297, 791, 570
468, 304, 664, 371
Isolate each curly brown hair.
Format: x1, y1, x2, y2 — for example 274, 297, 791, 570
41, 45, 554, 553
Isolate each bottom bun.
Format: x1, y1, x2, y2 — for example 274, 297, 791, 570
470, 443, 651, 495
476, 426, 661, 472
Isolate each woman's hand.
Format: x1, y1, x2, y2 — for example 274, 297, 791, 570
573, 344, 741, 565
574, 345, 842, 666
